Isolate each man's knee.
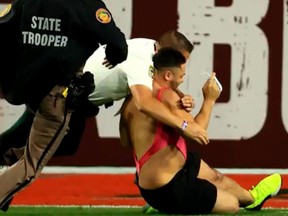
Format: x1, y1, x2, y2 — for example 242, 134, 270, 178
213, 190, 239, 214
224, 197, 239, 214
210, 169, 224, 183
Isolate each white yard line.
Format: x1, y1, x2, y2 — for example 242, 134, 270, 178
37, 166, 288, 174
3, 166, 287, 174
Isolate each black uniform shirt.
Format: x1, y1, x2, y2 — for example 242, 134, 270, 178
1, 0, 128, 105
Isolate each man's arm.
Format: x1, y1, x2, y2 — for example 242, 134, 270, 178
156, 85, 217, 144
194, 100, 215, 130
129, 85, 209, 145
194, 73, 221, 129
165, 72, 220, 130
160, 89, 196, 126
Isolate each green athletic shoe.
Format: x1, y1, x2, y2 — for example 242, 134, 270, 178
245, 173, 282, 211
142, 203, 159, 214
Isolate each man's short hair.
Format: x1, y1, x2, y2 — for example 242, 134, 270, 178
157, 30, 194, 53
153, 47, 186, 70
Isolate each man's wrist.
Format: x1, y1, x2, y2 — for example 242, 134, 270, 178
181, 120, 188, 130
203, 98, 216, 105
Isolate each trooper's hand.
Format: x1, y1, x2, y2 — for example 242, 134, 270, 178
183, 122, 209, 145
102, 58, 115, 69
181, 94, 195, 112
66, 71, 95, 110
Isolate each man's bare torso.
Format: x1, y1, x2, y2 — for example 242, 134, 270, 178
121, 82, 185, 189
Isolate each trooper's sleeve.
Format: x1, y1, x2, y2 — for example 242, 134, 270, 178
72, 0, 128, 65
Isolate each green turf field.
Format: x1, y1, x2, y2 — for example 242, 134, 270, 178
3, 207, 288, 216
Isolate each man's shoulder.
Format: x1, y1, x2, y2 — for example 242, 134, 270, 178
161, 88, 181, 104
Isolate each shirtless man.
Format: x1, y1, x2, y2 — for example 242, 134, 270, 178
119, 48, 282, 214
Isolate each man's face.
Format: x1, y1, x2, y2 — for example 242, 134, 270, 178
168, 64, 186, 90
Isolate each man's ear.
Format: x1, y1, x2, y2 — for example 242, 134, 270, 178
164, 70, 173, 81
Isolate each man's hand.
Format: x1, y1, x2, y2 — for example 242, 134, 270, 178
175, 89, 195, 113
181, 94, 195, 112
182, 121, 209, 145
202, 72, 221, 102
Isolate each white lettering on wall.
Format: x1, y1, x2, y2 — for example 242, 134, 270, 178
178, 0, 269, 140
282, 0, 288, 132
0, 100, 25, 134
96, 102, 123, 138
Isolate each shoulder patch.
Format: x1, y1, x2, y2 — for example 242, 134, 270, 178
95, 8, 111, 24
148, 65, 154, 78
0, 4, 11, 18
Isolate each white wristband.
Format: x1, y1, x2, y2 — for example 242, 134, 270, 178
181, 120, 188, 130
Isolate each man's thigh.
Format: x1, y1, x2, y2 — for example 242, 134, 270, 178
197, 159, 220, 182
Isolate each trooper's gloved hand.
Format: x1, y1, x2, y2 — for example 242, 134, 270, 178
66, 71, 95, 111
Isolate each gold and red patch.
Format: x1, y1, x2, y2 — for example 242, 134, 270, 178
95, 8, 111, 24
0, 4, 12, 18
